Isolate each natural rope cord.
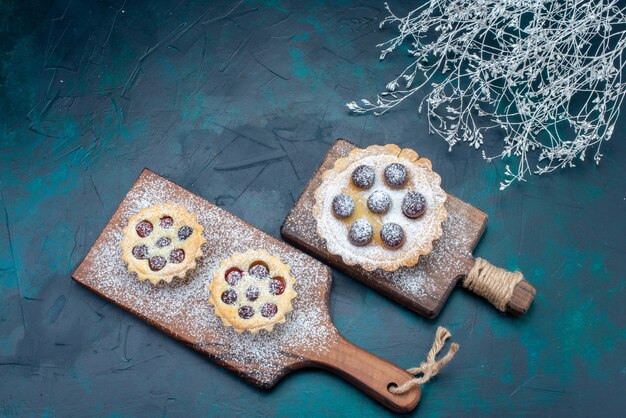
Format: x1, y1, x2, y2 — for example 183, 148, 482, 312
389, 327, 459, 395
463, 257, 523, 312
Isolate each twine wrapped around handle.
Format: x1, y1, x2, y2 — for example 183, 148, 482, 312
463, 257, 523, 312
389, 327, 459, 394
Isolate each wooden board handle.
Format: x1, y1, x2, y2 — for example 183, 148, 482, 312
461, 257, 536, 316
307, 335, 421, 413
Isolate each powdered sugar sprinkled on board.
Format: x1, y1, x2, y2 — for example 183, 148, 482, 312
377, 210, 475, 297
75, 172, 338, 385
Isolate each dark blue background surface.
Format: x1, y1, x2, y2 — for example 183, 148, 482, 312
1, 0, 625, 416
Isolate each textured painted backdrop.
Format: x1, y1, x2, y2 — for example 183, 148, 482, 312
1, 0, 625, 416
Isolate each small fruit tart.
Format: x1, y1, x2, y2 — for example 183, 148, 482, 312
313, 144, 447, 272
121, 202, 206, 284
209, 250, 297, 334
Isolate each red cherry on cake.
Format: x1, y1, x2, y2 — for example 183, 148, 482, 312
225, 268, 243, 285
221, 289, 237, 305
249, 262, 270, 279
261, 303, 278, 318
351, 165, 375, 189
160, 216, 174, 229
149, 256, 166, 271
238, 305, 255, 319
269, 277, 286, 295
136, 220, 153, 238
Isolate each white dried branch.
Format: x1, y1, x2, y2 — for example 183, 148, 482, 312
348, 0, 626, 189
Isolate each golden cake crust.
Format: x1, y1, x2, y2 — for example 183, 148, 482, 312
209, 249, 297, 334
121, 202, 206, 284
313, 144, 447, 272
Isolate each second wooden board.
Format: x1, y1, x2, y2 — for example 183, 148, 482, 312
281, 140, 535, 318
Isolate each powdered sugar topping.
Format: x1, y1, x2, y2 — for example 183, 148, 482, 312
367, 190, 391, 214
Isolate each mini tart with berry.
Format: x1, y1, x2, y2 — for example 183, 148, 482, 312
313, 144, 447, 272
209, 250, 297, 334
121, 202, 206, 284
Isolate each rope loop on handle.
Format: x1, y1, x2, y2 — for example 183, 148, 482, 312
463, 257, 523, 312
389, 327, 459, 395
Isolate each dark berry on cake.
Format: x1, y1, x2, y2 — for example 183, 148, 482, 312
402, 191, 427, 218
177, 225, 193, 240
332, 193, 355, 218
367, 190, 391, 214
156, 237, 171, 248
148, 256, 167, 271
169, 248, 185, 263
380, 223, 405, 249
349, 219, 373, 246
383, 163, 408, 188
132, 245, 149, 260
238, 305, 255, 319
246, 286, 260, 301
351, 165, 375, 189
221, 289, 237, 305
261, 303, 278, 318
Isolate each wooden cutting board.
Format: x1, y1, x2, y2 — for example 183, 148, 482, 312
281, 139, 535, 318
72, 169, 421, 413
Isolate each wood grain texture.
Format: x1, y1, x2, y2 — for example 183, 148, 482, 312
503, 280, 537, 316
281, 140, 535, 318
309, 336, 420, 412
72, 169, 420, 413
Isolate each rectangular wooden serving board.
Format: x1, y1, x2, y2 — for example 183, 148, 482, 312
281, 139, 489, 319
71, 168, 421, 413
